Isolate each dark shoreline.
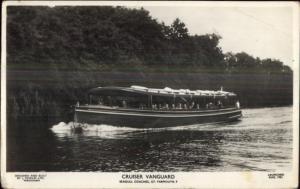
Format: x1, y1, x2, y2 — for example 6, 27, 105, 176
6, 70, 293, 127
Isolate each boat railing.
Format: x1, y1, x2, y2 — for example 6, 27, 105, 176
77, 104, 238, 112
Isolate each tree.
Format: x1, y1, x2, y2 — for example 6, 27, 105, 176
261, 58, 284, 73
235, 52, 259, 68
169, 18, 189, 40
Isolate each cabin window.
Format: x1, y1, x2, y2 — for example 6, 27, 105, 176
88, 93, 237, 110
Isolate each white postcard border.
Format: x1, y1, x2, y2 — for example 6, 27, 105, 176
1, 1, 299, 189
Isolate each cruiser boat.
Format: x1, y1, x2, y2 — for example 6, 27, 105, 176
74, 85, 242, 128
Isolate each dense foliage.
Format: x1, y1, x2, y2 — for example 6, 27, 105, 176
6, 6, 293, 125
7, 6, 292, 73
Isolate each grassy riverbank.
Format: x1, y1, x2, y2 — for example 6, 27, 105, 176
7, 69, 293, 124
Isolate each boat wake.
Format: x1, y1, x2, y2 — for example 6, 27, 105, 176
50, 121, 223, 139
50, 120, 240, 134
51, 121, 224, 132
51, 122, 143, 139
51, 121, 139, 132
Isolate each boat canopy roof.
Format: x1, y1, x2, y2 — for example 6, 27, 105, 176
88, 85, 237, 98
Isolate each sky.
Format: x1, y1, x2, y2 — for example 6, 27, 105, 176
142, 6, 295, 69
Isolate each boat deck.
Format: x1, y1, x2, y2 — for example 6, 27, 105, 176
76, 104, 239, 114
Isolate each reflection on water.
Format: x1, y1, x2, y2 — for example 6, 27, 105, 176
7, 107, 293, 172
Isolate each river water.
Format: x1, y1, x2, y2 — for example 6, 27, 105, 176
7, 107, 293, 172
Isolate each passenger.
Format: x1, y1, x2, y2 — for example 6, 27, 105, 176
206, 103, 209, 109
217, 100, 223, 109
159, 104, 162, 110
178, 103, 182, 109
196, 104, 200, 110
183, 104, 187, 110
122, 100, 127, 108
236, 100, 240, 109
165, 104, 169, 110
98, 98, 103, 105
172, 104, 175, 109
190, 102, 195, 109
208, 102, 214, 109
139, 104, 144, 109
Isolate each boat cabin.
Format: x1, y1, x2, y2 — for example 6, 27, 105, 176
86, 85, 239, 111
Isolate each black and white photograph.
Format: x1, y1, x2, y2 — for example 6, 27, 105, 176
1, 1, 299, 188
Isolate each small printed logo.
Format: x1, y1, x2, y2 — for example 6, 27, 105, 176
15, 174, 47, 182
268, 173, 284, 179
